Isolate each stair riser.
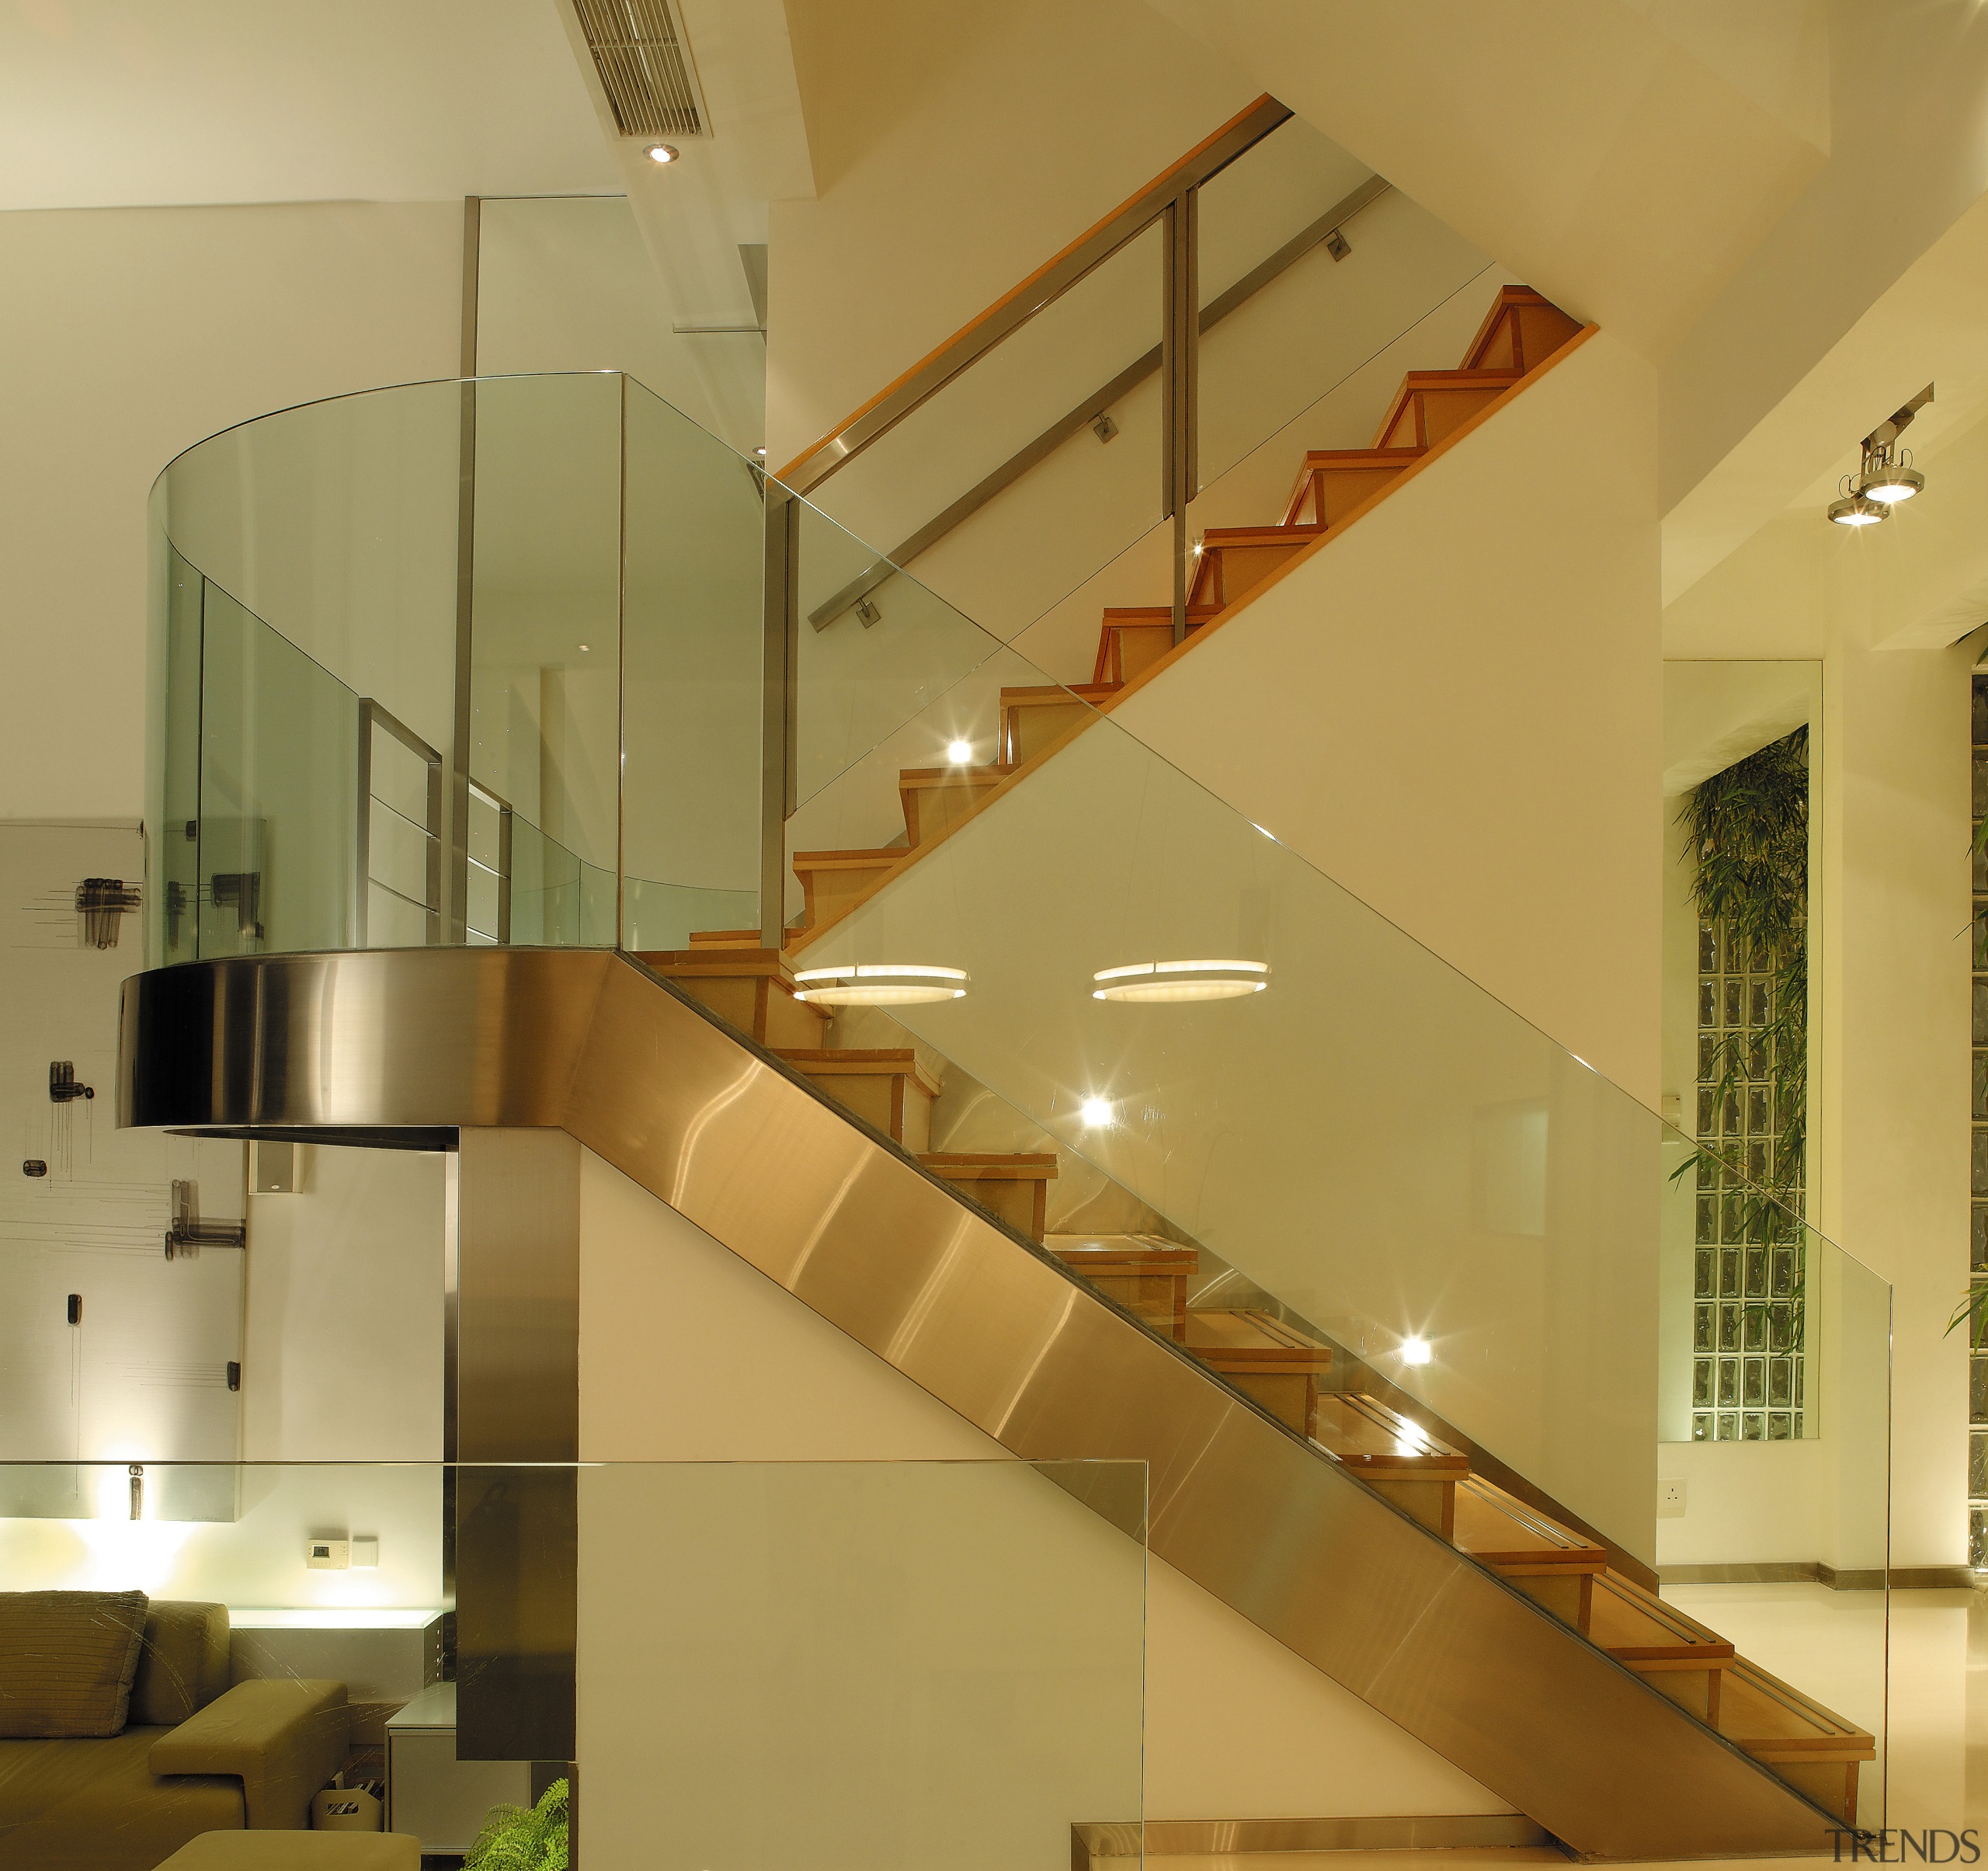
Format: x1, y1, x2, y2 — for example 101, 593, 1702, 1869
1498, 1568, 1594, 1634
1003, 700, 1092, 767
667, 974, 826, 1050
902, 780, 999, 847
797, 1069, 933, 1153
1191, 541, 1305, 611
1367, 1474, 1457, 1542
1286, 464, 1410, 529
796, 861, 896, 929
1378, 384, 1508, 452
1100, 621, 1176, 685
933, 1172, 1048, 1243
1636, 1663, 1722, 1728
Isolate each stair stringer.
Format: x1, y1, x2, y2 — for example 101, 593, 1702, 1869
120, 945, 1844, 1860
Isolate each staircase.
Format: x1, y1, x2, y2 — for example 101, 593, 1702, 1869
641, 280, 1874, 1835
702, 286, 1588, 958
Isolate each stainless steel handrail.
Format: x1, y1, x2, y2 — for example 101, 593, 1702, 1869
805, 171, 1393, 635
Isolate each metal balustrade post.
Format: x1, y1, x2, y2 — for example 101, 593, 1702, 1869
761, 485, 799, 950
1163, 186, 1200, 645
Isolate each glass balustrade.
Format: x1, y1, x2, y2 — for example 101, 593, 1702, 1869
0, 1459, 1145, 1866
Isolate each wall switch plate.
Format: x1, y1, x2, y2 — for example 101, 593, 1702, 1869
305, 1538, 350, 1570
1657, 1477, 1687, 1518
350, 1535, 379, 1569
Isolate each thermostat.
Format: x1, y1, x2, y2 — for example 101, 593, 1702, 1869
305, 1539, 350, 1570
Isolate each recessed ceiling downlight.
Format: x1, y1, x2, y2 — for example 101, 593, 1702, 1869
1091, 959, 1269, 1003
644, 143, 681, 165
793, 963, 968, 1006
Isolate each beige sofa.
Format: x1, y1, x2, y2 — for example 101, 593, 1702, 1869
0, 1596, 348, 1871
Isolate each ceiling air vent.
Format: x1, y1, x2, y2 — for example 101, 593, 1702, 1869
572, 0, 707, 139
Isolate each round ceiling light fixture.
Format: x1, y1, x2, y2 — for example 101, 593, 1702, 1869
1092, 959, 1269, 1003
1862, 458, 1924, 505
945, 739, 974, 764
792, 963, 968, 1006
643, 143, 680, 165
1078, 1096, 1113, 1128
1827, 492, 1886, 527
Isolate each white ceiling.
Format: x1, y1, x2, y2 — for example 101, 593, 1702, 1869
0, 0, 619, 208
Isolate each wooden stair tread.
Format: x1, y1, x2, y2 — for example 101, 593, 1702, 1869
686, 927, 765, 948
638, 945, 791, 978
791, 847, 904, 868
919, 1152, 1058, 1178
777, 1046, 941, 1096
1719, 1657, 1875, 1756
1001, 683, 1121, 706
1198, 523, 1325, 547
898, 764, 1016, 786
1293, 447, 1426, 468
1452, 1476, 1606, 1570
1100, 605, 1221, 622
1312, 1393, 1468, 1473
1589, 1572, 1734, 1661
1047, 1233, 1197, 1273
1183, 1309, 1333, 1369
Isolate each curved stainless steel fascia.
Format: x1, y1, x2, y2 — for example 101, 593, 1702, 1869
120, 948, 1843, 1859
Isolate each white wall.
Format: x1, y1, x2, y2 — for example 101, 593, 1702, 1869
1665, 513, 1972, 1572
768, 0, 1260, 473
240, 1146, 445, 1464
1117, 330, 1663, 1105
0, 200, 464, 822
577, 1149, 1510, 1824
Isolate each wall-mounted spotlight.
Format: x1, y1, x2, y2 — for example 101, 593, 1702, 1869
643, 143, 680, 165
1828, 384, 1933, 526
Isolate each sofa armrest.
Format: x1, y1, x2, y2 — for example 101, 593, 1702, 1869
149, 1679, 349, 1829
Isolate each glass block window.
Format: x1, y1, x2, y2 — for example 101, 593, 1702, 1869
1691, 915, 1805, 1442
1970, 675, 1988, 1561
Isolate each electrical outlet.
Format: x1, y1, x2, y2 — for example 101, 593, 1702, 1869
350, 1536, 379, 1569
1657, 1477, 1687, 1518
305, 1538, 349, 1570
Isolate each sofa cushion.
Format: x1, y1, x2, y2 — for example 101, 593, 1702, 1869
0, 1591, 148, 1738
132, 1603, 231, 1727
0, 1729, 243, 1871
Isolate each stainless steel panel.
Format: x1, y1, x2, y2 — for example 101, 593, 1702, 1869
454, 1129, 579, 1763
121, 948, 1851, 1859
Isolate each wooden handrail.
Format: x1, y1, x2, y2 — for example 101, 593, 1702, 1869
773, 93, 1292, 494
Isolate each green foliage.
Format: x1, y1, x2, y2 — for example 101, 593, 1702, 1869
1945, 1283, 1988, 1351
464, 1777, 569, 1871
1671, 727, 1810, 1256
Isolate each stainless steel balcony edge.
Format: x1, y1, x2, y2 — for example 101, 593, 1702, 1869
120, 947, 1846, 1859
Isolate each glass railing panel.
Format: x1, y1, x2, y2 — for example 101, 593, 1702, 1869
467, 374, 624, 909
620, 379, 766, 949
0, 1459, 1145, 1866
153, 377, 462, 763
155, 541, 206, 966
778, 676, 1889, 1811
1193, 116, 1494, 494
196, 580, 360, 957
798, 219, 1166, 649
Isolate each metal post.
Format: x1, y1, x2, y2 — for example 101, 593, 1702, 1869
615, 373, 629, 952
443, 196, 481, 945
759, 486, 798, 951
1163, 186, 1199, 646
353, 701, 374, 949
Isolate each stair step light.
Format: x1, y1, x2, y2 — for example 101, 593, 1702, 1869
1092, 959, 1269, 1003
792, 964, 968, 1006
